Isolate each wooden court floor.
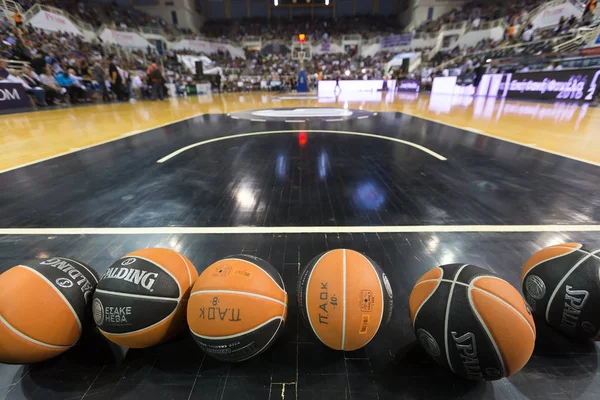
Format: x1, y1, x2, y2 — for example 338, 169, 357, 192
1, 93, 600, 400
1, 92, 599, 174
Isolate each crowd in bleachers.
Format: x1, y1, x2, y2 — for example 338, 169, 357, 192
201, 16, 401, 42
0, 16, 185, 107
14, 0, 192, 36
416, 0, 546, 33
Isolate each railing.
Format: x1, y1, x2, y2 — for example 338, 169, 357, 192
440, 21, 467, 31
554, 25, 600, 53
1, 59, 31, 74
342, 34, 362, 42
0, 0, 21, 17
140, 26, 167, 36
467, 18, 509, 33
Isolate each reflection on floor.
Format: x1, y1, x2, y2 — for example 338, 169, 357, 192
1, 92, 599, 173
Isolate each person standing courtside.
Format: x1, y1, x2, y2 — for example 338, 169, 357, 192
108, 55, 125, 101
147, 62, 165, 101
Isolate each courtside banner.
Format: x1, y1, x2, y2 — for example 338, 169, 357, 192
499, 69, 600, 101
0, 83, 30, 110
398, 79, 420, 93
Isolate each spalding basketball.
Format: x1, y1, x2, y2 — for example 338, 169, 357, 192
187, 255, 287, 362
521, 243, 600, 341
409, 264, 535, 380
297, 249, 393, 351
0, 257, 99, 363
92, 248, 198, 348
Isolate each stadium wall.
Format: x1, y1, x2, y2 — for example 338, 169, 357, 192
410, 0, 465, 27
135, 0, 203, 32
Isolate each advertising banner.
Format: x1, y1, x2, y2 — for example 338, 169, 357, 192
0, 83, 31, 110
28, 10, 83, 35
500, 69, 600, 101
432, 69, 600, 102
398, 79, 420, 93
530, 0, 583, 29
381, 34, 413, 49
98, 28, 155, 49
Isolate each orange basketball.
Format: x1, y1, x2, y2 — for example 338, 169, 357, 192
0, 257, 99, 364
297, 249, 394, 351
187, 255, 287, 362
409, 264, 535, 380
92, 248, 198, 348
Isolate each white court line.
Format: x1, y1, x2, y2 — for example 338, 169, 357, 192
401, 110, 600, 168
285, 120, 306, 123
357, 116, 369, 120
156, 129, 447, 163
326, 118, 345, 122
0, 112, 206, 175
250, 118, 267, 122
0, 225, 599, 235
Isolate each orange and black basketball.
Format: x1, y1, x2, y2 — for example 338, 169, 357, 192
92, 248, 197, 348
297, 249, 393, 351
0, 257, 99, 364
521, 243, 600, 341
187, 255, 287, 362
409, 264, 535, 380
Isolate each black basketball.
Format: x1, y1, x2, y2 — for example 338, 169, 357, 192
521, 242, 600, 341
409, 264, 535, 380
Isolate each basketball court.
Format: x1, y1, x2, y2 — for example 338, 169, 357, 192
1, 93, 600, 399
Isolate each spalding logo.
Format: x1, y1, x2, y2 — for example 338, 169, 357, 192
92, 298, 104, 325
101, 265, 159, 292
40, 258, 95, 302
452, 331, 483, 380
525, 275, 546, 300
417, 328, 440, 357
560, 285, 589, 334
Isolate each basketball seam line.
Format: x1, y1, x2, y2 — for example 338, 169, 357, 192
444, 264, 469, 374
98, 305, 179, 336
305, 252, 331, 348
545, 249, 600, 324
341, 249, 346, 351
125, 255, 182, 300
362, 252, 386, 349
467, 286, 507, 378
411, 267, 444, 327
176, 253, 193, 289
190, 290, 288, 307
219, 316, 285, 362
220, 258, 286, 293
0, 314, 72, 349
58, 257, 99, 284
16, 265, 82, 333
190, 316, 284, 340
94, 289, 179, 302
471, 276, 536, 335
521, 246, 582, 282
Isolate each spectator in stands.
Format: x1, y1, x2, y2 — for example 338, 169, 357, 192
30, 52, 46, 76
0, 60, 8, 79
5, 68, 46, 106
68, 68, 91, 102
584, 0, 596, 18
39, 66, 65, 105
13, 11, 23, 28
553, 61, 563, 71
522, 24, 534, 42
543, 62, 555, 71
108, 55, 126, 101
147, 62, 165, 100
91, 60, 109, 102
56, 69, 84, 104
131, 72, 145, 99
